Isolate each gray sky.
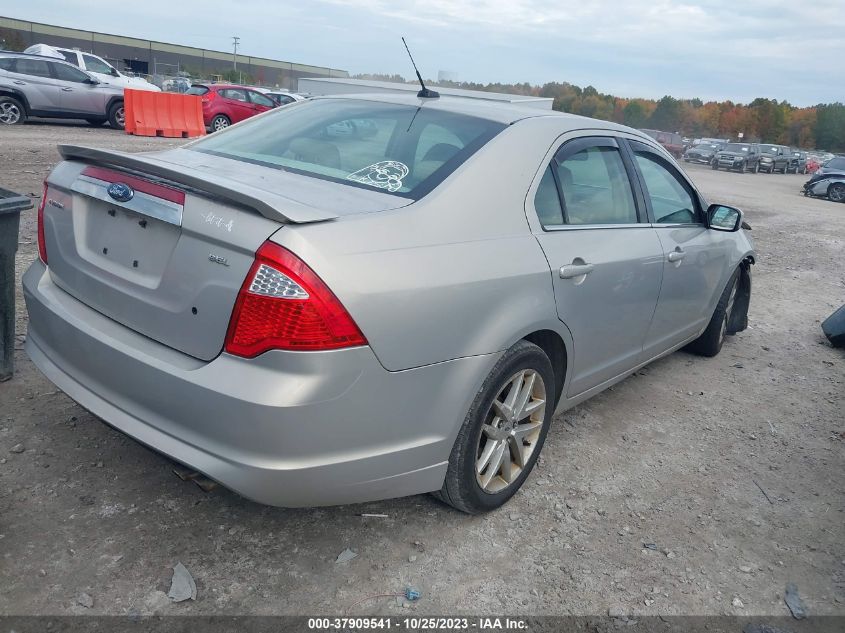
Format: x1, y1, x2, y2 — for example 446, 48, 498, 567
9, 1, 842, 106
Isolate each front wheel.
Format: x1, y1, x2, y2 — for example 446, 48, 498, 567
107, 102, 125, 130
829, 183, 845, 203
434, 340, 555, 514
686, 269, 740, 357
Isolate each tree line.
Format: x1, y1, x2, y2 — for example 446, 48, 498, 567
353, 74, 845, 152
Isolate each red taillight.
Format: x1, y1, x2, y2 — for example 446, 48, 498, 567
224, 242, 367, 357
37, 181, 48, 264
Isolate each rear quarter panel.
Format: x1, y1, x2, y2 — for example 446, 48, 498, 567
271, 118, 573, 372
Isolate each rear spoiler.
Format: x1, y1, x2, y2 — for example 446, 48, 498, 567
58, 145, 338, 224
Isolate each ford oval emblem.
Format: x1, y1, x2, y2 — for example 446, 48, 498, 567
107, 182, 134, 202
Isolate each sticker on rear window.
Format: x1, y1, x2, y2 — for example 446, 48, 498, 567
346, 161, 408, 192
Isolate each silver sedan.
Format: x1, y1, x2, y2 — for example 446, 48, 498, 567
23, 94, 755, 513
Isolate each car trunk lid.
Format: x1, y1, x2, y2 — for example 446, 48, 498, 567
43, 147, 406, 362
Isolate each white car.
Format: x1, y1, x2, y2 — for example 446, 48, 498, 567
23, 44, 160, 92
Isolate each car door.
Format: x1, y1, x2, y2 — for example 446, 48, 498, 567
219, 89, 253, 123
6, 57, 64, 113
246, 89, 276, 115
530, 135, 665, 396
625, 140, 732, 356
50, 61, 106, 115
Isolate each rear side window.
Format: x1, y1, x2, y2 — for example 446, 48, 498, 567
0, 58, 13, 71
826, 157, 845, 170
220, 89, 248, 102
56, 50, 79, 66
189, 99, 505, 199
14, 59, 51, 78
186, 86, 209, 96
555, 146, 637, 225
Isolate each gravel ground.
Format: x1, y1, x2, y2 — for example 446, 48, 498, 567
0, 123, 843, 618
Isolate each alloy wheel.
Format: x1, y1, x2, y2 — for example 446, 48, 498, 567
115, 106, 125, 128
213, 117, 229, 131
475, 369, 546, 494
830, 184, 845, 203
0, 102, 21, 125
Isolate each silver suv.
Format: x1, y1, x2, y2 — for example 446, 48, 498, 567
0, 51, 126, 128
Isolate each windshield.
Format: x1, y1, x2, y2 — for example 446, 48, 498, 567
693, 143, 721, 150
761, 146, 781, 154
189, 99, 506, 199
723, 144, 751, 152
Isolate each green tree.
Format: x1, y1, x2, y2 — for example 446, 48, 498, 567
814, 103, 845, 152
649, 96, 682, 131
623, 101, 648, 127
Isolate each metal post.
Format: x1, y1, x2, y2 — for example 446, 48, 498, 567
232, 36, 239, 71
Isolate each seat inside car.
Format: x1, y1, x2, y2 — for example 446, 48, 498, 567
288, 138, 342, 169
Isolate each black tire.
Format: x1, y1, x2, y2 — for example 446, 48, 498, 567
86, 118, 107, 126
753, 162, 759, 173
210, 114, 231, 132
107, 101, 125, 130
0, 95, 25, 125
434, 340, 555, 514
711, 162, 718, 170
686, 269, 740, 357
828, 183, 845, 203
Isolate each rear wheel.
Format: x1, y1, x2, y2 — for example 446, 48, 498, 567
0, 96, 25, 125
686, 269, 740, 357
211, 114, 231, 132
107, 101, 125, 130
829, 183, 845, 203
435, 340, 555, 514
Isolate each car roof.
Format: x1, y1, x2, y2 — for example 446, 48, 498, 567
0, 50, 91, 69
311, 92, 637, 131
201, 84, 255, 91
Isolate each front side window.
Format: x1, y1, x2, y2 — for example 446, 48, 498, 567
189, 99, 505, 199
248, 91, 275, 107
633, 151, 699, 224
14, 59, 51, 79
82, 54, 115, 75
552, 146, 638, 225
53, 63, 92, 83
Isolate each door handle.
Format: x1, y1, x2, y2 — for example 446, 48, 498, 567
61, 87, 73, 92
559, 262, 595, 279
13, 80, 26, 85
667, 249, 686, 263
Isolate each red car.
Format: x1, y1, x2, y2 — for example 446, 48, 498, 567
186, 84, 276, 132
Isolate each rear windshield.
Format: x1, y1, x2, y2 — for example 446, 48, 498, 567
188, 99, 506, 199
186, 85, 209, 96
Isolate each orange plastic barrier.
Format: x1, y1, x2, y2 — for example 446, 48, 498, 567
124, 89, 205, 138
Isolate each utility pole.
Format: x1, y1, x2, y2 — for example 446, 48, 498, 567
232, 36, 240, 70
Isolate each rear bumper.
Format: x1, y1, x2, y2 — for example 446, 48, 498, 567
23, 261, 498, 506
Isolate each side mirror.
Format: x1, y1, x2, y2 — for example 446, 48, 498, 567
707, 204, 742, 232
84, 77, 100, 85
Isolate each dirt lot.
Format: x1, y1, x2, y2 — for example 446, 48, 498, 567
0, 123, 843, 618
